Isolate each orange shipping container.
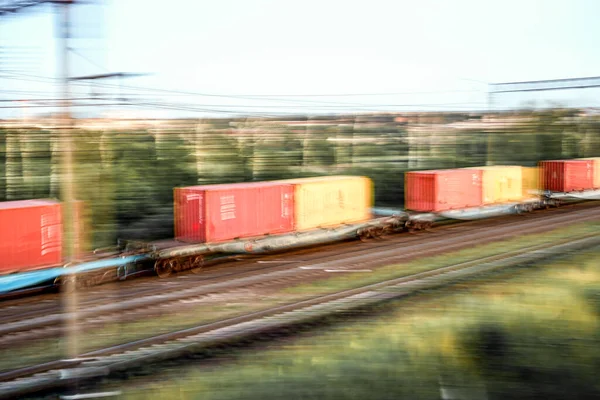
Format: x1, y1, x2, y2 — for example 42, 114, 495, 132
0, 199, 63, 274
405, 169, 483, 212
174, 182, 295, 243
575, 158, 600, 189
539, 160, 594, 192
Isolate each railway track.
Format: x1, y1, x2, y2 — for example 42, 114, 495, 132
1, 203, 599, 347
1, 201, 597, 313
0, 203, 600, 338
1, 232, 599, 400
1, 202, 592, 310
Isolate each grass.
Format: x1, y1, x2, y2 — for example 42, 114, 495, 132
113, 247, 600, 400
1, 221, 599, 373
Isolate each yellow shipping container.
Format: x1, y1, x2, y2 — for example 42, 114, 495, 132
575, 158, 600, 188
465, 166, 524, 204
276, 176, 373, 231
521, 167, 541, 198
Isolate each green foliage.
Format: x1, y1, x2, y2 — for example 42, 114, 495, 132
454, 131, 488, 167
487, 131, 539, 165
117, 251, 600, 400
1, 111, 598, 246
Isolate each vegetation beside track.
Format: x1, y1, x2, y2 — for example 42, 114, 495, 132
1, 221, 598, 375
113, 247, 600, 400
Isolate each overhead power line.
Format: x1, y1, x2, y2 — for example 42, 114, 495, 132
491, 76, 600, 94
0, 70, 483, 104
195, 89, 482, 97
0, 96, 109, 101
0, 102, 122, 108
0, 0, 52, 15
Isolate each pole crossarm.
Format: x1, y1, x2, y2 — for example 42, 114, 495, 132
69, 72, 147, 81
0, 0, 74, 16
490, 76, 600, 94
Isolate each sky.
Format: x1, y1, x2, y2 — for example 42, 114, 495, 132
1, 0, 600, 118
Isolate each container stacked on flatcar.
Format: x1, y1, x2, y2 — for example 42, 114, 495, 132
405, 165, 548, 213
277, 176, 373, 230
574, 157, 600, 189
174, 182, 295, 243
539, 159, 595, 192
0, 199, 91, 275
589, 158, 600, 189
465, 166, 524, 204
404, 169, 483, 212
174, 176, 373, 243
0, 199, 63, 274
521, 167, 541, 198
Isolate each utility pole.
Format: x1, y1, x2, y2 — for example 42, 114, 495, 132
56, 0, 80, 360
485, 89, 493, 166
1, 0, 80, 360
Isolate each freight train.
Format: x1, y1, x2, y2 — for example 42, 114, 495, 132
1, 158, 600, 294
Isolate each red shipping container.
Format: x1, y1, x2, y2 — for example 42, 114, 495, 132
539, 160, 594, 193
405, 169, 483, 212
175, 182, 295, 243
0, 199, 63, 274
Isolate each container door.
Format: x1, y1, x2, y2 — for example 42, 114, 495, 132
175, 189, 205, 242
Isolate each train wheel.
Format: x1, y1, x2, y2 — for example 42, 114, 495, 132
358, 233, 371, 242
190, 256, 205, 274
380, 226, 395, 239
155, 259, 174, 278
58, 275, 76, 292
58, 274, 89, 291
409, 222, 425, 233
76, 277, 90, 290
358, 228, 374, 242
393, 221, 406, 234
371, 227, 384, 240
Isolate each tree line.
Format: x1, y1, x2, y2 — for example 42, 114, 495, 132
1, 109, 599, 248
